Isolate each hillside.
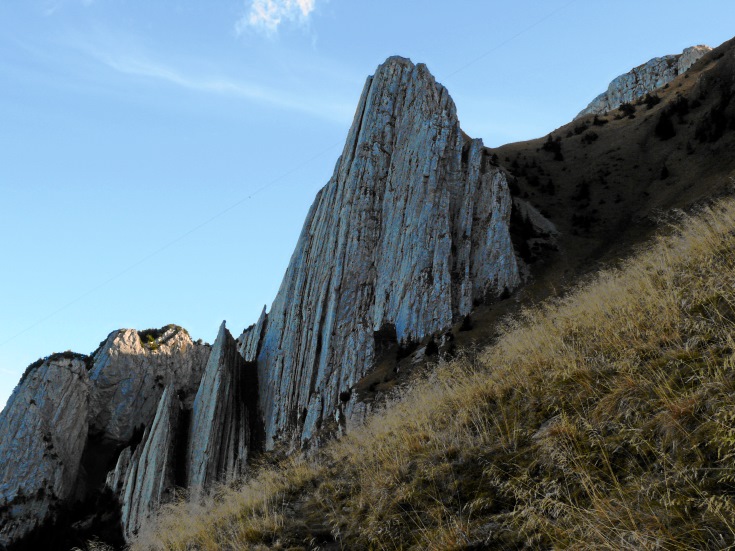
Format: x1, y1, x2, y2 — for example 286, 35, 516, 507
123, 38, 735, 551
131, 195, 735, 550
494, 37, 735, 285
3, 35, 735, 551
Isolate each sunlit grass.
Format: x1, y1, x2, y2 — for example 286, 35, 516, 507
131, 198, 735, 550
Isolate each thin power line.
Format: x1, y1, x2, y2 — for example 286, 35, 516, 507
0, 140, 342, 348
445, 0, 578, 79
1, 1, 578, 350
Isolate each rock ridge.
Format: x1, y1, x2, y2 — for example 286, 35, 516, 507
577, 45, 711, 118
250, 55, 520, 448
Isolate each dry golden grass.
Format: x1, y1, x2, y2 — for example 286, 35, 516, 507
132, 198, 735, 550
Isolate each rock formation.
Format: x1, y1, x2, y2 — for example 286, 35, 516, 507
118, 384, 179, 539
249, 56, 520, 448
576, 45, 711, 118
0, 55, 526, 547
187, 322, 258, 494
0, 327, 210, 548
89, 326, 209, 443
0, 354, 90, 547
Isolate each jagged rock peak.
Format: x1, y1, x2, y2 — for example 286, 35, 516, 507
237, 305, 268, 362
187, 322, 258, 495
88, 325, 209, 443
576, 44, 712, 118
0, 354, 90, 546
251, 55, 520, 448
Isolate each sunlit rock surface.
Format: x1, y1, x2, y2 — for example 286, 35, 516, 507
577, 45, 711, 118
0, 354, 90, 546
250, 56, 520, 448
88, 326, 209, 443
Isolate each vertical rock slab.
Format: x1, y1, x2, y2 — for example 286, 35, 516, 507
118, 384, 179, 540
88, 325, 209, 443
237, 306, 268, 362
187, 322, 256, 495
252, 56, 520, 447
0, 354, 90, 546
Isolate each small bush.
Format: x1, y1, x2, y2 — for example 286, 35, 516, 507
655, 111, 677, 140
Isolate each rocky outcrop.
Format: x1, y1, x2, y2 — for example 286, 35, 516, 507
0, 354, 90, 546
237, 306, 268, 362
0, 326, 211, 548
577, 45, 711, 118
1, 55, 526, 547
118, 384, 179, 539
251, 56, 520, 448
187, 322, 258, 495
88, 326, 209, 443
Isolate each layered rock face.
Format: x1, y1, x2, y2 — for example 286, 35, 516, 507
89, 326, 209, 443
0, 327, 210, 547
577, 45, 711, 118
251, 56, 520, 447
0, 355, 90, 546
118, 384, 179, 540
187, 322, 258, 494
0, 55, 525, 547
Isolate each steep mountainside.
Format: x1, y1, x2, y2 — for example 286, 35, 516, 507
2, 36, 735, 550
248, 56, 520, 449
0, 56, 525, 549
493, 37, 735, 294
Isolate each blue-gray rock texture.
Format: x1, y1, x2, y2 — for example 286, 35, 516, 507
0, 355, 90, 546
0, 55, 523, 545
187, 322, 257, 495
249, 56, 520, 448
576, 45, 711, 119
0, 328, 210, 547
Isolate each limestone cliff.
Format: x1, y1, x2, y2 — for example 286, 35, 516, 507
577, 45, 711, 118
0, 327, 210, 548
0, 354, 90, 546
187, 322, 258, 494
89, 326, 209, 443
118, 384, 180, 540
250, 56, 520, 448
0, 55, 525, 547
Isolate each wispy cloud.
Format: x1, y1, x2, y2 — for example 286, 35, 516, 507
97, 53, 351, 123
42, 0, 95, 17
236, 0, 318, 35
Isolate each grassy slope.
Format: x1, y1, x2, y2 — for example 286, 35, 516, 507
130, 197, 735, 550
119, 39, 735, 551
493, 37, 735, 294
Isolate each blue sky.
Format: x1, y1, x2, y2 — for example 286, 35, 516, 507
2, 0, 735, 409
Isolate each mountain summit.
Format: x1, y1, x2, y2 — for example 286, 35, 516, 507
0, 56, 524, 548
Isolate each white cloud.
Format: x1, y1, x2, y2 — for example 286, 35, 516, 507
97, 53, 351, 123
236, 0, 317, 35
42, 0, 95, 16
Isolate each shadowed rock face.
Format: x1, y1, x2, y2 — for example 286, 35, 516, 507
118, 384, 180, 540
251, 56, 520, 448
0, 355, 90, 547
187, 322, 257, 494
576, 45, 712, 119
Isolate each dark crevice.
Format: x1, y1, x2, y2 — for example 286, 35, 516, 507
172, 402, 191, 489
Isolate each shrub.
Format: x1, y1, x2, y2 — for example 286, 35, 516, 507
655, 111, 677, 140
